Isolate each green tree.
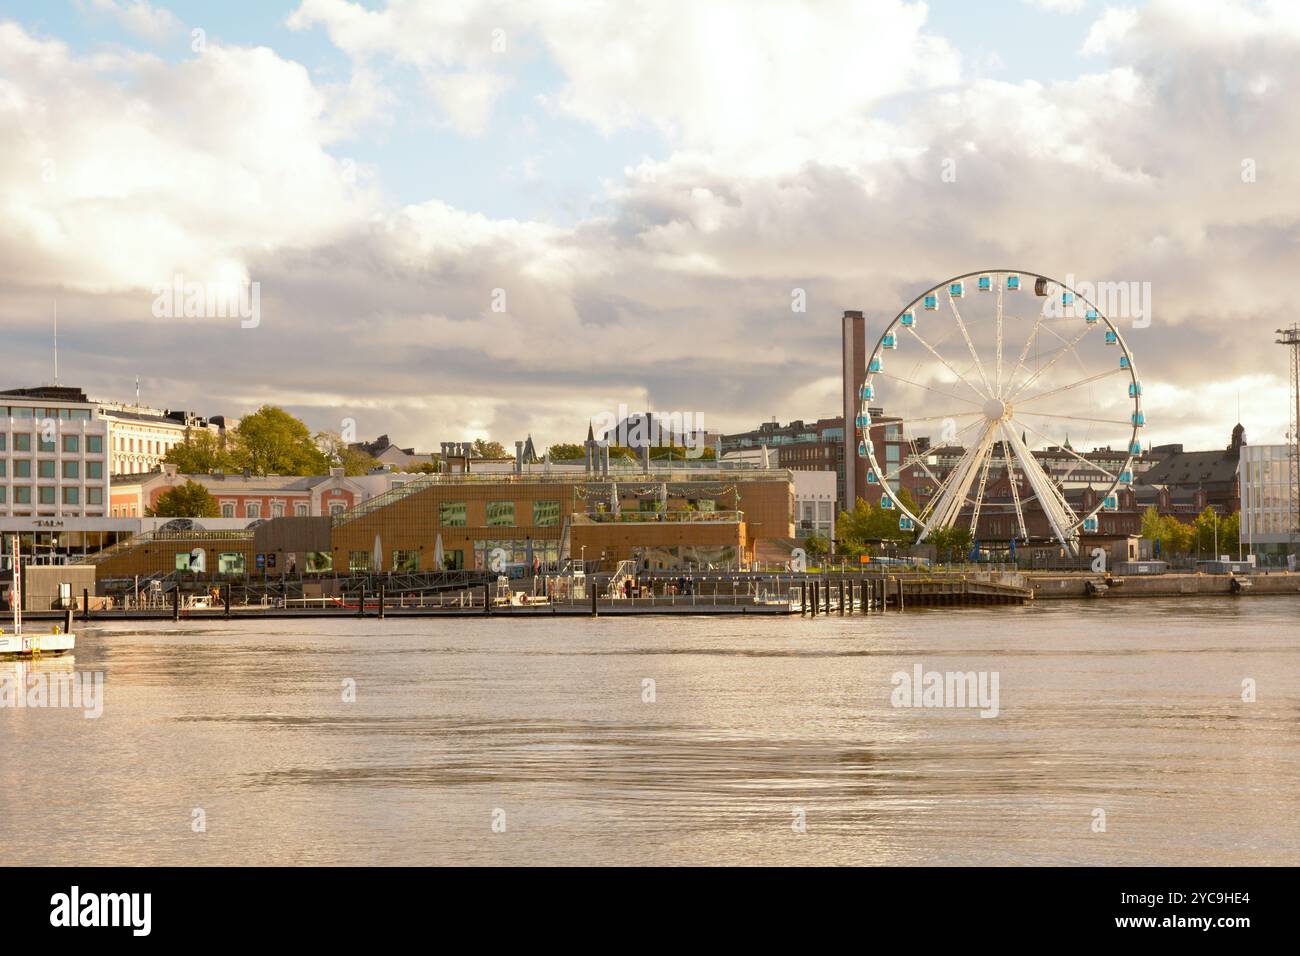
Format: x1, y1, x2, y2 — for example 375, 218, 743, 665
147, 480, 221, 518
471, 438, 508, 458
232, 406, 329, 476
1140, 505, 1194, 555
163, 429, 237, 473
928, 526, 974, 564
1192, 507, 1237, 556
804, 532, 831, 560
547, 443, 585, 461
836, 488, 919, 556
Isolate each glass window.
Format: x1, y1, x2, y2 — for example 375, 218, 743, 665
0, 434, 5, 451
486, 500, 515, 526
13, 433, 30, 451
62, 487, 79, 505
62, 435, 79, 453
348, 550, 371, 572
38, 435, 56, 453
295, 503, 309, 517
0, 487, 5, 503
87, 461, 102, 480
86, 435, 102, 453
392, 549, 419, 572
221, 503, 235, 518
39, 487, 55, 505
440, 501, 467, 526
218, 552, 246, 575
533, 500, 561, 526
62, 461, 79, 479
329, 503, 345, 516
87, 487, 103, 505
38, 460, 55, 479
271, 502, 285, 518
0, 461, 5, 478
246, 503, 260, 519
14, 487, 31, 504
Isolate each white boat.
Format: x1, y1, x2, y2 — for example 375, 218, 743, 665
1, 538, 75, 658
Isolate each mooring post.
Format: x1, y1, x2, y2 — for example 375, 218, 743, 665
82, 588, 91, 622
64, 605, 74, 635
839, 579, 845, 615
591, 579, 598, 617
484, 583, 491, 615
172, 585, 180, 621
224, 585, 231, 619
378, 584, 386, 619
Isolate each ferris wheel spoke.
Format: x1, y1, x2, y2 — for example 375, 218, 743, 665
1004, 424, 1078, 554
1013, 366, 1126, 407
1013, 415, 1120, 482
880, 417, 986, 487
1006, 324, 1098, 403
875, 371, 985, 409
947, 294, 993, 396
968, 441, 998, 531
1014, 410, 1133, 427
1001, 306, 1049, 400
903, 327, 989, 401
1000, 429, 1029, 540
995, 278, 1005, 396
916, 425, 987, 526
918, 423, 998, 541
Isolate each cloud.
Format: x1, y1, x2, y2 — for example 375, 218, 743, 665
4, 1, 1300, 457
79, 0, 183, 42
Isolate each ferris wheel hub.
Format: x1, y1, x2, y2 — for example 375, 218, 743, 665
983, 398, 1009, 421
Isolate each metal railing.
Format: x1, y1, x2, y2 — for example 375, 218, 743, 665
571, 510, 744, 524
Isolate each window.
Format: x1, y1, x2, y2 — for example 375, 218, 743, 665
62, 461, 79, 479
218, 552, 246, 575
440, 501, 467, 527
13, 433, 30, 452
0, 487, 5, 503
271, 502, 285, 518
87, 487, 103, 505
87, 461, 102, 480
295, 503, 309, 517
38, 460, 56, 479
14, 487, 31, 504
0, 434, 5, 451
0, 461, 5, 478
221, 503, 235, 518
246, 503, 261, 519
486, 500, 515, 527
39, 487, 55, 505
348, 550, 371, 572
533, 500, 561, 527
392, 549, 419, 572
38, 436, 56, 453
86, 435, 102, 453
329, 503, 346, 516
63, 487, 79, 505
62, 435, 79, 453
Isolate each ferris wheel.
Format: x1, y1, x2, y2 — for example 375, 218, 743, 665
857, 270, 1143, 555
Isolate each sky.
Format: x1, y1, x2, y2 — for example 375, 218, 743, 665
1, 0, 1297, 454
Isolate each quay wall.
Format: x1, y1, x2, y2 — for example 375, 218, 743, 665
1027, 572, 1300, 599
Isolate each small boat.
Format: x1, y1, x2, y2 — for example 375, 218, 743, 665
1, 539, 75, 658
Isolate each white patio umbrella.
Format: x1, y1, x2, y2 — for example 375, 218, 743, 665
372, 533, 383, 573
433, 533, 445, 570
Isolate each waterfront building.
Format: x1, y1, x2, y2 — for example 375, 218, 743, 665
109, 464, 372, 520
1134, 425, 1245, 516
1238, 443, 1295, 561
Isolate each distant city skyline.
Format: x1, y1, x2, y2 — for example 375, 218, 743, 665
3, 0, 1298, 453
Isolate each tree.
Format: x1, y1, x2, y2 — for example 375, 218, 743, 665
1140, 505, 1194, 556
471, 438, 508, 459
547, 443, 585, 461
147, 480, 221, 518
928, 526, 974, 564
836, 488, 919, 557
316, 431, 381, 476
804, 532, 831, 560
163, 428, 236, 473
232, 406, 330, 476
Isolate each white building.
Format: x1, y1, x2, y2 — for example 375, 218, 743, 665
794, 470, 837, 540
1239, 443, 1295, 562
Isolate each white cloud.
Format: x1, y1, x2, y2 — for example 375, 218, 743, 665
80, 0, 183, 42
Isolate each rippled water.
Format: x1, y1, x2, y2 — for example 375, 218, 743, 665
2, 597, 1298, 865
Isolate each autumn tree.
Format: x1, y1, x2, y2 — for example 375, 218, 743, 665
147, 480, 221, 518
232, 406, 330, 476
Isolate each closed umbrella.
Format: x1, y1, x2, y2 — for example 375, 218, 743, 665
373, 533, 383, 573
434, 533, 445, 570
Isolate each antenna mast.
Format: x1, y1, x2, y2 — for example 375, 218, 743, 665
1277, 325, 1300, 547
